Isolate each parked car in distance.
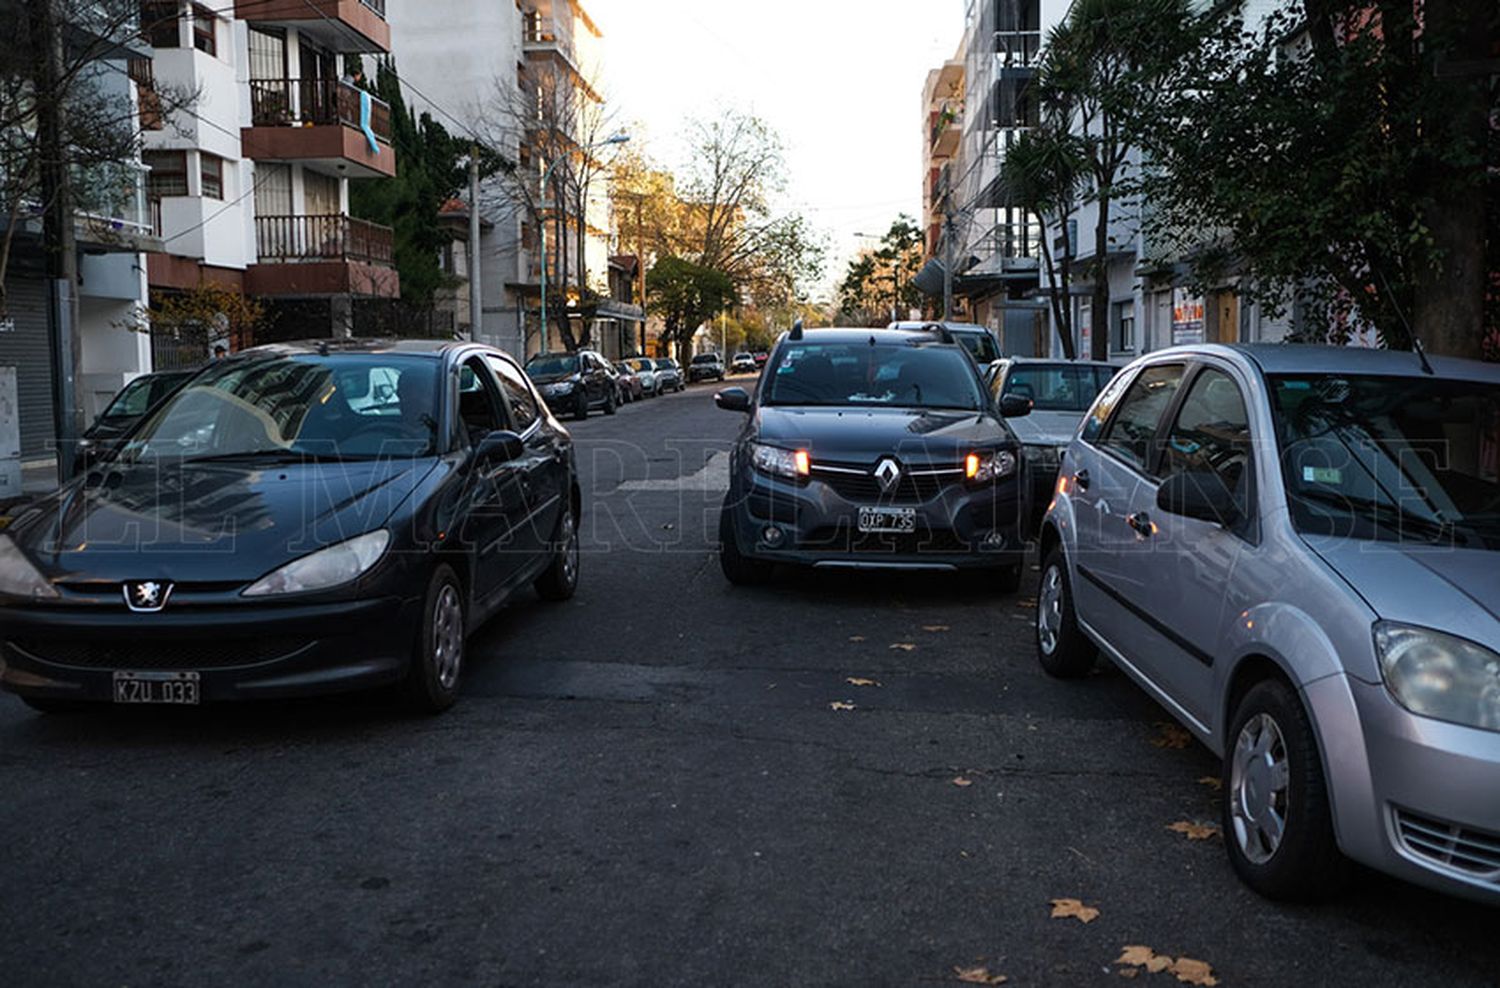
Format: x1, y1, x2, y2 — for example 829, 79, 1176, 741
716, 325, 1032, 590
1038, 343, 1500, 906
614, 361, 645, 402
688, 353, 726, 383
0, 340, 582, 715
986, 357, 1121, 530
653, 357, 685, 393
888, 321, 1001, 366
74, 369, 196, 474
731, 352, 758, 375
625, 357, 661, 397
526, 350, 617, 419
753, 352, 769, 368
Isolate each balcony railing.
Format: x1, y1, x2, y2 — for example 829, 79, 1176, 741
128, 57, 163, 131
976, 222, 1042, 262
248, 77, 392, 142
994, 31, 1042, 67
255, 214, 394, 265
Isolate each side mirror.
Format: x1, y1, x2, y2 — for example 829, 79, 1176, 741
1156, 470, 1239, 527
715, 387, 752, 413
999, 394, 1033, 418
475, 429, 525, 465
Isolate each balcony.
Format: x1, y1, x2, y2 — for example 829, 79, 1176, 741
234, 0, 389, 53
244, 214, 399, 298
128, 58, 163, 131
242, 78, 395, 178
993, 31, 1042, 68
930, 104, 960, 157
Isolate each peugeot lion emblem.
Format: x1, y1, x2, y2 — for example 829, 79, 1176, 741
873, 457, 902, 494
124, 580, 172, 613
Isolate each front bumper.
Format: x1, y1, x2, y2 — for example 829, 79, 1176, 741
1307, 674, 1500, 904
725, 470, 1024, 571
0, 595, 421, 704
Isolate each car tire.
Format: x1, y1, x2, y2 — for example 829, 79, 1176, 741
21, 696, 89, 714
405, 564, 465, 714
718, 506, 772, 586
535, 503, 581, 601
573, 392, 589, 421
1222, 679, 1350, 901
604, 388, 617, 415
1035, 547, 1096, 678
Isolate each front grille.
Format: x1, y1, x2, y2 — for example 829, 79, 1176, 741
1395, 809, 1500, 881
813, 465, 961, 503
9, 637, 310, 671
800, 525, 971, 555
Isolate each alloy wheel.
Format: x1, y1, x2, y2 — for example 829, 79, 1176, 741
431, 583, 464, 690
560, 509, 579, 587
1229, 712, 1291, 864
1037, 563, 1064, 656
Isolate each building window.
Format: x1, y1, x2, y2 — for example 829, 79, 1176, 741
1113, 300, 1136, 353
200, 152, 224, 200
191, 5, 217, 56
141, 2, 179, 48
143, 150, 188, 198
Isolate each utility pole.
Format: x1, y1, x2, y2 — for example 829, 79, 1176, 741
31, 0, 80, 483
468, 144, 482, 344
635, 196, 646, 354
942, 210, 955, 322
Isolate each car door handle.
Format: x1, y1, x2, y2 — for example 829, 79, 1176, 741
1127, 511, 1154, 537
1074, 469, 1090, 491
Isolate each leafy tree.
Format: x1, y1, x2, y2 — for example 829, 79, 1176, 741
646, 256, 736, 362
836, 215, 924, 326
1140, 0, 1499, 356
136, 281, 265, 353
1001, 125, 1087, 359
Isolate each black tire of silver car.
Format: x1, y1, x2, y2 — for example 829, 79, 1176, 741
535, 503, 581, 601
573, 391, 589, 420
604, 387, 617, 415
1222, 679, 1349, 901
405, 564, 465, 714
718, 507, 772, 586
1034, 547, 1096, 678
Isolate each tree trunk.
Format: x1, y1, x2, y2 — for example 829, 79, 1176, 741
1090, 192, 1111, 361
1038, 226, 1076, 360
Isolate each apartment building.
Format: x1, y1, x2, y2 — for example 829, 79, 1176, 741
920, 47, 964, 296
140, 0, 398, 355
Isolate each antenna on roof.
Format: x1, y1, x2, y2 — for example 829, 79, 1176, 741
1372, 266, 1434, 376
789, 318, 804, 341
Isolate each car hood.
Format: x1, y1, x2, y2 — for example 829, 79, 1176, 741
1311, 537, 1500, 646
7, 457, 434, 584
754, 406, 1013, 465
1007, 410, 1086, 448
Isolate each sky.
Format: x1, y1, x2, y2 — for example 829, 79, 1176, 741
586, 0, 968, 301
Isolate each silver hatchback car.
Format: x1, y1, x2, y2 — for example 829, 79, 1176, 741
1037, 343, 1500, 904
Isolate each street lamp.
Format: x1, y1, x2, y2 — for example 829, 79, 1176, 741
854, 230, 900, 324
539, 132, 631, 352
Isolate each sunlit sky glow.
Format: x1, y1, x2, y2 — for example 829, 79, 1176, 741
587, 0, 967, 300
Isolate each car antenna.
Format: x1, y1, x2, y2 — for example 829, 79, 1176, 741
1372, 266, 1434, 376
789, 318, 804, 341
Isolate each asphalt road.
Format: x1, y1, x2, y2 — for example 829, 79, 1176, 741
1, 380, 1497, 987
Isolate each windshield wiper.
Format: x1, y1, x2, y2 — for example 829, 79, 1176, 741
180, 450, 368, 464
1294, 488, 1469, 546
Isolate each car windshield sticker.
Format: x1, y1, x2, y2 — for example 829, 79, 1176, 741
1303, 466, 1343, 485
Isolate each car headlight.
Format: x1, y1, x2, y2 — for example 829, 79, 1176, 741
965, 449, 1018, 484
1375, 621, 1500, 731
552, 379, 576, 394
750, 442, 809, 480
243, 530, 390, 597
0, 535, 59, 601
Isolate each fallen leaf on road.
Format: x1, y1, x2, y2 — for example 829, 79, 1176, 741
1116, 946, 1173, 974
846, 677, 881, 687
1196, 776, 1223, 791
1150, 722, 1192, 749
848, 635, 866, 642
889, 642, 917, 652
1118, 969, 1139, 979
829, 701, 856, 711
1167, 821, 1221, 841
1168, 957, 1219, 986
951, 776, 973, 787
922, 624, 951, 632
952, 966, 1008, 985
1049, 898, 1100, 923
1014, 599, 1037, 609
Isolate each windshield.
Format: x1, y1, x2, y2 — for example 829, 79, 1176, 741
1002, 365, 1114, 412
654, 359, 674, 370
101, 375, 168, 420
525, 355, 578, 377
119, 354, 442, 462
692, 354, 718, 364
764, 342, 986, 411
1271, 373, 1500, 549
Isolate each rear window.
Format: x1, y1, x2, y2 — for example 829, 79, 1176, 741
1002, 365, 1113, 413
955, 330, 999, 364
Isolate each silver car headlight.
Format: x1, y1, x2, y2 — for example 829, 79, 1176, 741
965, 450, 1018, 483
0, 535, 59, 601
750, 442, 809, 480
1375, 621, 1500, 731
243, 530, 390, 597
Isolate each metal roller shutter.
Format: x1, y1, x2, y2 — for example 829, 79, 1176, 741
0, 273, 57, 459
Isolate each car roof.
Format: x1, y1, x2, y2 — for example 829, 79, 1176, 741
1145, 343, 1500, 384
995, 357, 1121, 369
887, 320, 990, 334
785, 327, 967, 347
237, 338, 465, 358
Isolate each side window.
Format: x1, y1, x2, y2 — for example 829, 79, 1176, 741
456, 356, 506, 445
1162, 367, 1254, 519
1098, 364, 1186, 471
487, 355, 541, 432
1080, 367, 1136, 443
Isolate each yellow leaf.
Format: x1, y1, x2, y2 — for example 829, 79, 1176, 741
829, 701, 856, 711
953, 966, 1008, 985
1196, 776, 1223, 791
1049, 898, 1100, 923
1168, 957, 1219, 986
890, 642, 917, 651
1119, 968, 1139, 979
952, 776, 973, 787
846, 677, 881, 687
1116, 946, 1173, 974
922, 624, 951, 632
1150, 722, 1192, 749
1167, 821, 1221, 841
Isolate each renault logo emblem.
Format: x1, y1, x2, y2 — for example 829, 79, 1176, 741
873, 457, 902, 494
124, 580, 172, 613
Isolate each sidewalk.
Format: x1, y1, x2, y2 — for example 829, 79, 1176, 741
0, 458, 58, 515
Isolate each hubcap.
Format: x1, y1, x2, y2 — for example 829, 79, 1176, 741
431, 583, 464, 690
1038, 564, 1063, 656
560, 510, 579, 586
1229, 713, 1290, 864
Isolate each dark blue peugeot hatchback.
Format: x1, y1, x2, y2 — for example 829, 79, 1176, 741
0, 340, 580, 715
